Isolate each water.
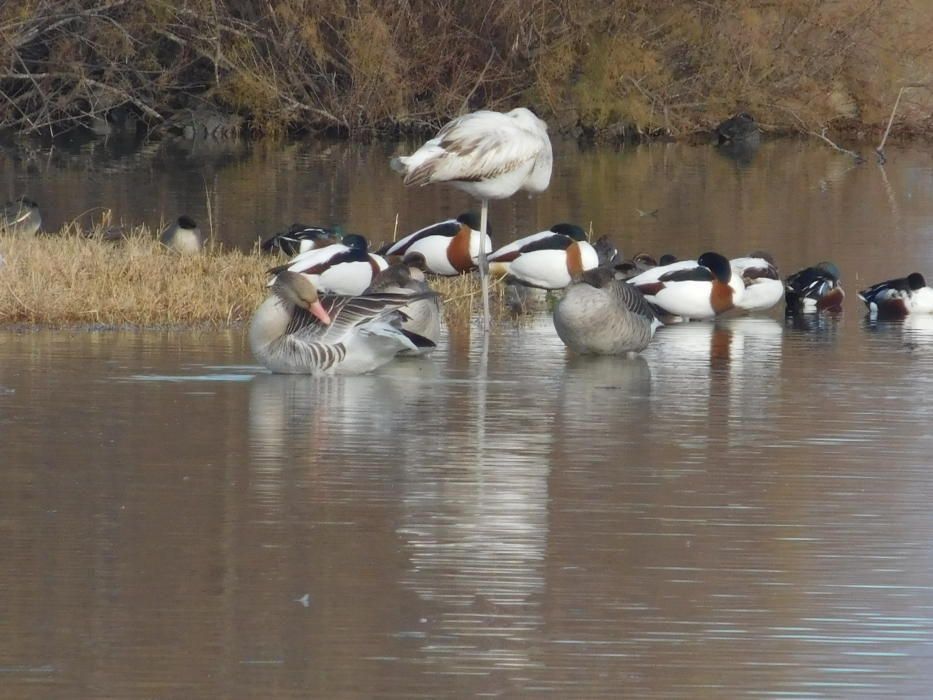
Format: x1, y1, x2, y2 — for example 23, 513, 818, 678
4, 136, 933, 698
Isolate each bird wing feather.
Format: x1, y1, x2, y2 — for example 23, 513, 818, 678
403, 111, 543, 187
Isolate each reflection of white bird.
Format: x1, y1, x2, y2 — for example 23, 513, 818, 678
391, 108, 553, 330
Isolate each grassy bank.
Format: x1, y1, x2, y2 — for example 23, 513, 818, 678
0, 227, 504, 328
3, 1, 933, 140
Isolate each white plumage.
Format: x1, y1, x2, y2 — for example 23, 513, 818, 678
391, 107, 553, 330
276, 234, 388, 296
489, 224, 599, 290
731, 254, 783, 312
391, 108, 553, 199
628, 252, 745, 321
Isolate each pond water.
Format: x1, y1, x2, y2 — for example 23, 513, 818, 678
4, 135, 933, 698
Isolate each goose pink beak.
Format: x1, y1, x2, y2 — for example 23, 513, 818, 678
309, 300, 331, 325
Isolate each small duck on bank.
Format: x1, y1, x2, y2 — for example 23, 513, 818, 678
160, 216, 203, 254
731, 252, 783, 312
380, 212, 491, 276
1, 197, 42, 236
858, 272, 933, 318
628, 251, 745, 321
715, 112, 760, 145
249, 271, 436, 375
554, 266, 661, 356
784, 261, 845, 313
365, 263, 442, 355
488, 223, 599, 289
260, 224, 342, 256
272, 233, 388, 296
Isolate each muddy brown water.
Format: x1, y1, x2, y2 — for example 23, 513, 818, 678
4, 137, 933, 698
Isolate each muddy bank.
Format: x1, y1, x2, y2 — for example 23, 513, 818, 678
2, 1, 932, 141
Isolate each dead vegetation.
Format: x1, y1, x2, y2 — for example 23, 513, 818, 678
0, 224, 509, 328
2, 1, 933, 139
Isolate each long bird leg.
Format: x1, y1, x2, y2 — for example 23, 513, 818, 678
479, 198, 491, 333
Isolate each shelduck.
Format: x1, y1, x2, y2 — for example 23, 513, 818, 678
628, 251, 745, 321
272, 233, 388, 296
488, 223, 599, 289
731, 252, 783, 312
380, 212, 491, 276
261, 224, 342, 256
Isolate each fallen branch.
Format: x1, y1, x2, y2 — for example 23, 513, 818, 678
876, 84, 933, 164
810, 127, 864, 163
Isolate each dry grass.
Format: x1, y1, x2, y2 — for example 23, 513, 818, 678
0, 226, 269, 327
0, 225, 511, 328
4, 0, 933, 139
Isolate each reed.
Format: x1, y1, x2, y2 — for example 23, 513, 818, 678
0, 225, 514, 328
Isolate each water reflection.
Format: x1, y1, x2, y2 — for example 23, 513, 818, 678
8, 140, 933, 697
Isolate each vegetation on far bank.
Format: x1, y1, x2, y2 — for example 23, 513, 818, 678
0, 225, 506, 328
2, 1, 933, 141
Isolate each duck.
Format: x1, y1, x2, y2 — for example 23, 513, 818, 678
715, 112, 760, 144
249, 271, 437, 375
592, 235, 620, 267
488, 223, 599, 289
272, 233, 388, 296
1, 197, 42, 236
858, 273, 933, 318
553, 266, 661, 356
784, 261, 845, 313
160, 215, 203, 254
380, 212, 491, 276
731, 252, 783, 312
365, 263, 442, 355
628, 251, 745, 321
613, 252, 660, 280
260, 224, 342, 256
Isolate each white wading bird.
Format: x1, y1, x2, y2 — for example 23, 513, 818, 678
390, 107, 553, 331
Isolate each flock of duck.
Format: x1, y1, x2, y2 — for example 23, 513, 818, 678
3, 106, 933, 376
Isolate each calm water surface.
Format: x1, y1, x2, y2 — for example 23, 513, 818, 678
4, 137, 933, 698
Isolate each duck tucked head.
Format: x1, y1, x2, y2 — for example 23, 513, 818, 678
697, 251, 732, 283
550, 223, 587, 241
368, 263, 413, 291
456, 211, 490, 237
815, 261, 841, 281
579, 266, 614, 288
271, 271, 332, 325
342, 234, 369, 251
908, 272, 926, 290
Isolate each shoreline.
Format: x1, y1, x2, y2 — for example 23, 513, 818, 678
0, 228, 507, 329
